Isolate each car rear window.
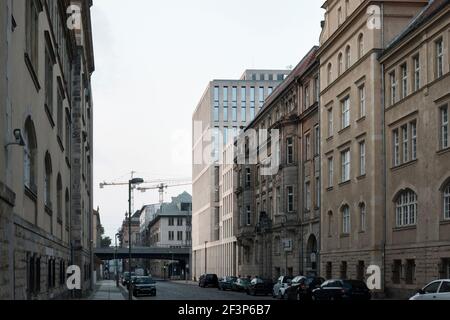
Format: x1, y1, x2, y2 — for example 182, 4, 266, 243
439, 281, 450, 293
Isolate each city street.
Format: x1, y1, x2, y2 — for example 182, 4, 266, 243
131, 281, 273, 301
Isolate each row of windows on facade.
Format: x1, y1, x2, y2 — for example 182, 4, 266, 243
249, 73, 286, 81
213, 86, 273, 123
167, 231, 192, 242
26, 254, 91, 296
388, 38, 445, 106
23, 118, 70, 226
168, 217, 192, 226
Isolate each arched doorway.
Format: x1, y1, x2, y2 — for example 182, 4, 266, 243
306, 235, 318, 276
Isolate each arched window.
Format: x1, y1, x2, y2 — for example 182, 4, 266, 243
338, 53, 343, 75
444, 183, 450, 220
56, 174, 62, 224
44, 152, 52, 208
327, 63, 332, 85
395, 190, 417, 227
358, 33, 364, 59
342, 205, 350, 234
359, 203, 366, 232
345, 46, 351, 69
65, 189, 70, 228
24, 117, 37, 193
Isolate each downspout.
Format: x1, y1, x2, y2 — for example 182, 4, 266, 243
380, 2, 387, 296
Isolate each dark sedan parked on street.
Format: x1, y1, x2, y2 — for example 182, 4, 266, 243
232, 278, 251, 292
312, 279, 372, 301
131, 276, 156, 297
246, 278, 273, 296
218, 276, 238, 291
286, 276, 325, 301
199, 274, 219, 288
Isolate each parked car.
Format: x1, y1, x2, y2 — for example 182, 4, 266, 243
312, 279, 372, 301
131, 276, 156, 297
199, 274, 219, 288
127, 275, 138, 290
409, 279, 450, 300
272, 275, 294, 299
218, 276, 238, 291
286, 276, 325, 301
247, 278, 273, 296
232, 278, 251, 292
121, 272, 136, 286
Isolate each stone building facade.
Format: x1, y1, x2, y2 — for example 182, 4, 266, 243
318, 0, 450, 298
192, 69, 290, 280
235, 47, 320, 280
0, 0, 94, 299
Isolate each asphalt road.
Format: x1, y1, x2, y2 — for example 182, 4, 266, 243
133, 281, 274, 301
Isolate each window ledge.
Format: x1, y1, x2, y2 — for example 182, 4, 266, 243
338, 126, 350, 135
24, 185, 37, 202
391, 159, 418, 172
326, 186, 334, 192
440, 219, 450, 226
357, 174, 366, 180
340, 233, 350, 238
45, 205, 53, 216
393, 225, 417, 232
45, 104, 55, 128
339, 180, 351, 187
437, 147, 450, 156
57, 136, 64, 153
356, 116, 366, 123
326, 136, 334, 142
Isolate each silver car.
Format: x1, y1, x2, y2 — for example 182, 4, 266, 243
409, 279, 450, 300
272, 276, 293, 299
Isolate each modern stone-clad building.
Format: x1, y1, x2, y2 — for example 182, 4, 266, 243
0, 0, 94, 299
234, 48, 320, 279
318, 0, 450, 298
192, 70, 290, 280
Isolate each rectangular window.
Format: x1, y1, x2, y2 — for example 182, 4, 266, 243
315, 177, 320, 208
402, 125, 409, 163
341, 149, 350, 182
223, 86, 228, 122
436, 39, 444, 78
45, 48, 53, 114
305, 134, 311, 160
392, 260, 401, 284
286, 137, 294, 164
268, 87, 273, 95
246, 206, 251, 225
305, 182, 311, 211
314, 76, 320, 102
169, 218, 174, 226
177, 231, 183, 241
241, 87, 247, 122
245, 168, 251, 187
359, 141, 366, 176
328, 108, 333, 137
259, 87, 264, 109
411, 122, 417, 160
341, 97, 350, 129
304, 85, 310, 109
328, 157, 334, 188
177, 217, 183, 226
314, 126, 320, 156
393, 129, 400, 166
65, 116, 70, 158
390, 71, 397, 105
342, 207, 350, 234
359, 85, 366, 118
405, 260, 415, 285
186, 231, 192, 241
214, 86, 219, 122
232, 87, 237, 122
401, 64, 408, 99
287, 186, 294, 212
441, 106, 449, 149
57, 90, 63, 139
26, 0, 39, 69
168, 231, 174, 241
413, 55, 420, 91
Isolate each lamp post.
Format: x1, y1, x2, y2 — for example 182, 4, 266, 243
128, 178, 144, 300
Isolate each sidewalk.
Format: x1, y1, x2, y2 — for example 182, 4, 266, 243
89, 280, 126, 300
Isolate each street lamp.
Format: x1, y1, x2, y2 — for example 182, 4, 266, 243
128, 177, 144, 300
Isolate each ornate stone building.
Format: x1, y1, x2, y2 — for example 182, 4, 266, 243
235, 47, 320, 279
0, 0, 94, 299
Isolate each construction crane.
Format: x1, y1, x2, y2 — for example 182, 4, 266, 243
137, 181, 192, 205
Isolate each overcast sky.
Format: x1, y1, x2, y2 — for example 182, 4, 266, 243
91, 0, 324, 240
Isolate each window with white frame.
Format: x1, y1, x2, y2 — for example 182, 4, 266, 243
342, 205, 350, 234
436, 38, 444, 78
359, 141, 366, 176
359, 84, 366, 118
214, 86, 219, 122
341, 97, 350, 129
305, 134, 311, 160
444, 183, 450, 220
287, 186, 294, 212
401, 64, 408, 99
338, 53, 343, 76
305, 182, 311, 211
328, 108, 334, 137
402, 125, 409, 163
345, 46, 351, 70
24, 118, 37, 191
441, 105, 449, 150
286, 137, 294, 164
341, 149, 350, 182
396, 190, 417, 227
411, 122, 417, 161
393, 129, 400, 166
328, 157, 334, 188
413, 55, 420, 92
390, 71, 397, 105
360, 203, 366, 232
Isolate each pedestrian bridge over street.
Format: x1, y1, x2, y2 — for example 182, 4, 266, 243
94, 246, 191, 261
